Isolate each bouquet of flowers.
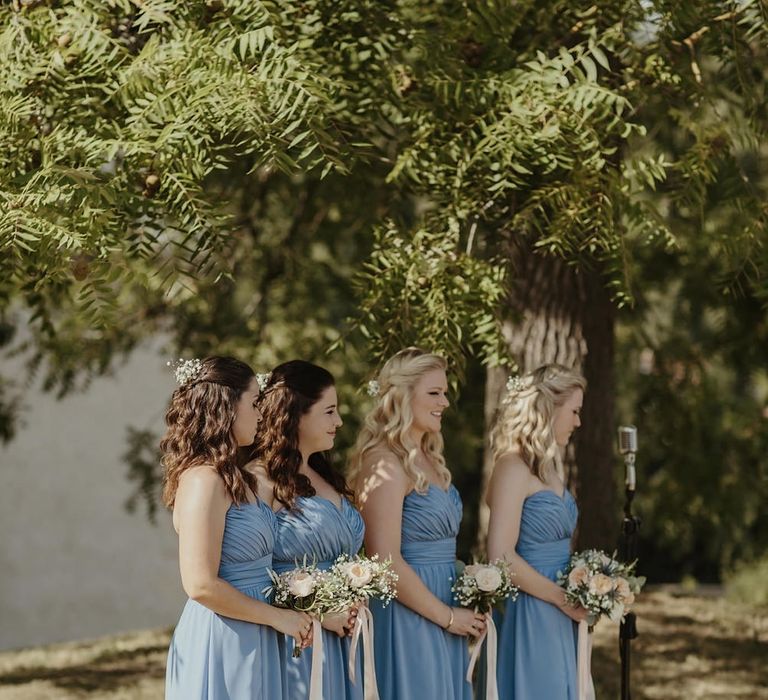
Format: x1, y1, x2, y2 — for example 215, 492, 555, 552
269, 554, 397, 700
325, 553, 398, 607
267, 558, 335, 656
268, 554, 398, 619
557, 549, 645, 626
452, 560, 519, 613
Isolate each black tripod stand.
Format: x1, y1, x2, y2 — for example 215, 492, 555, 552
619, 486, 640, 700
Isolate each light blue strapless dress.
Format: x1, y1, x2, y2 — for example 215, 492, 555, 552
370, 483, 472, 700
496, 489, 579, 699
273, 495, 365, 700
165, 500, 285, 699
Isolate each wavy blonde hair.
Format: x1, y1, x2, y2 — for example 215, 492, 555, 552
490, 364, 586, 481
348, 348, 451, 494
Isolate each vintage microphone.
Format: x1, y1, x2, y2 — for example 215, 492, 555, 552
618, 426, 640, 700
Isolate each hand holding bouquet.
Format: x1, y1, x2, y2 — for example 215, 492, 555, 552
267, 559, 331, 656
557, 549, 645, 627
326, 553, 397, 700
454, 560, 518, 699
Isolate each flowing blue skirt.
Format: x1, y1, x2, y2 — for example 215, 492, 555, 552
370, 540, 471, 700
496, 541, 578, 698
165, 558, 285, 699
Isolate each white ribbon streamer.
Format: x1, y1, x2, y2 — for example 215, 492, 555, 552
577, 620, 596, 700
348, 606, 380, 700
465, 611, 499, 700
308, 618, 324, 700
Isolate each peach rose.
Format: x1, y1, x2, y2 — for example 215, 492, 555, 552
615, 577, 631, 600
342, 561, 373, 588
588, 573, 614, 596
568, 565, 590, 587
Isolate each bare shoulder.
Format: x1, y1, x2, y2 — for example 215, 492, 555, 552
361, 447, 408, 484
177, 465, 229, 505
488, 451, 535, 497
357, 448, 409, 504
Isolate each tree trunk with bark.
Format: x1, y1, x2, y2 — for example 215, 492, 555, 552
477, 242, 617, 553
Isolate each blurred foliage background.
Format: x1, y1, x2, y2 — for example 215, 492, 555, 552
1, 0, 767, 592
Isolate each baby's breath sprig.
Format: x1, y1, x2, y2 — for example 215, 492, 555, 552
255, 372, 272, 392
167, 358, 203, 386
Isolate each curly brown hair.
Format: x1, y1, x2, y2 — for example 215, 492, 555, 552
160, 356, 258, 508
250, 360, 353, 510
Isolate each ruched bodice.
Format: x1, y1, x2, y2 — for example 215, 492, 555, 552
272, 495, 366, 700
217, 501, 276, 592
516, 489, 578, 576
400, 484, 462, 566
494, 488, 580, 699
273, 495, 364, 571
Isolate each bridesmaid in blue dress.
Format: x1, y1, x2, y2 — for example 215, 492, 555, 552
250, 360, 364, 700
486, 364, 589, 699
161, 356, 312, 699
349, 348, 486, 700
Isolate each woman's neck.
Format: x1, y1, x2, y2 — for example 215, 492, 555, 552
406, 427, 426, 447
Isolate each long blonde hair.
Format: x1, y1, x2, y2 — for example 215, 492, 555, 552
490, 364, 586, 481
348, 348, 451, 494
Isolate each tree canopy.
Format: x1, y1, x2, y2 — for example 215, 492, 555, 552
2, 0, 767, 579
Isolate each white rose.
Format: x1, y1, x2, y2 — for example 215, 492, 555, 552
343, 562, 374, 588
464, 564, 482, 577
475, 566, 503, 592
288, 571, 316, 598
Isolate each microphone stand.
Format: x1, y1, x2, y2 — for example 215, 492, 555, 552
619, 452, 640, 700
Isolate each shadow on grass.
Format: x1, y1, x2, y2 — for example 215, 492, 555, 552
590, 596, 768, 700
0, 643, 167, 694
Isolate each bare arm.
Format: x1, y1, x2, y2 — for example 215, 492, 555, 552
486, 455, 586, 622
358, 454, 484, 636
174, 466, 311, 643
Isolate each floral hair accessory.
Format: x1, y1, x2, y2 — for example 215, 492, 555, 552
168, 358, 203, 386
506, 375, 525, 393
255, 372, 272, 392
366, 379, 380, 397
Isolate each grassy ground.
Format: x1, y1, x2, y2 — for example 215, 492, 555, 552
1, 588, 766, 699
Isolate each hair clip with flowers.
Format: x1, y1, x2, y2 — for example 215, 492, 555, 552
366, 379, 380, 397
168, 358, 203, 386
255, 372, 272, 392
506, 374, 525, 393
